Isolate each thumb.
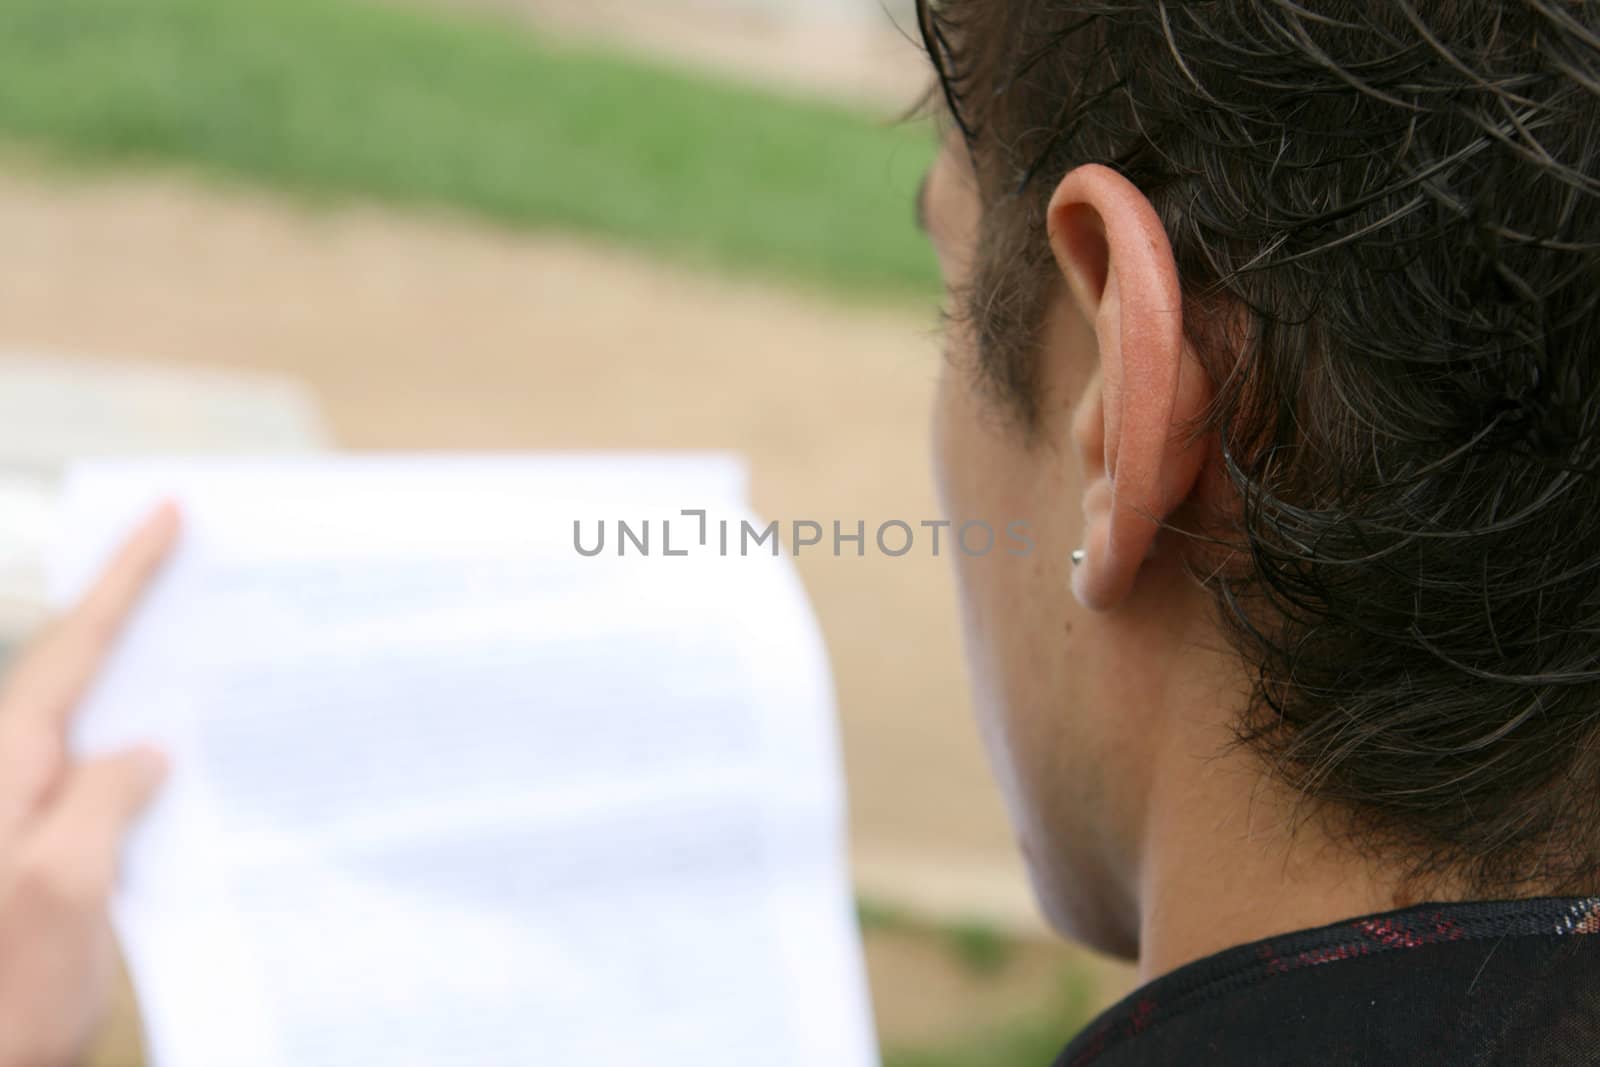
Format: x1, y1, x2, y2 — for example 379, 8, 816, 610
24, 748, 168, 900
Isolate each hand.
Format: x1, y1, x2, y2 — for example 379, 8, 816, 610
0, 504, 178, 1067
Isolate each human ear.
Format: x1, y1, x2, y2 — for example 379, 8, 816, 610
1047, 164, 1212, 610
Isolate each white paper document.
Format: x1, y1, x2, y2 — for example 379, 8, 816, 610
48, 455, 878, 1067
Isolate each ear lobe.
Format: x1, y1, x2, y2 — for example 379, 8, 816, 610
1048, 164, 1211, 611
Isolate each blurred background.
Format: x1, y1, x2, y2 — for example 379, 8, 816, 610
0, 0, 1134, 1063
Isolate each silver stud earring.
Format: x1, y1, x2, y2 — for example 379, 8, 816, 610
1070, 548, 1086, 567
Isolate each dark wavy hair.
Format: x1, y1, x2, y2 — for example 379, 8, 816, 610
917, 0, 1600, 893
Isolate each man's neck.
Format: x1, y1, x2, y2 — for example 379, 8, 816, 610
1130, 731, 1425, 985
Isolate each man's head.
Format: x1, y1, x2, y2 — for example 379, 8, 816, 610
920, 0, 1600, 958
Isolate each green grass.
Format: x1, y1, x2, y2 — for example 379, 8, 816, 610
858, 897, 1098, 1065
0, 0, 940, 301
857, 894, 917, 934
883, 969, 1096, 1067
943, 918, 1018, 976
858, 896, 1021, 978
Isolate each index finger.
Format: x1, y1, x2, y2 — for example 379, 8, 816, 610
0, 501, 181, 735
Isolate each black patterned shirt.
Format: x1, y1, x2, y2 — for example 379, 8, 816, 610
1055, 897, 1600, 1066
